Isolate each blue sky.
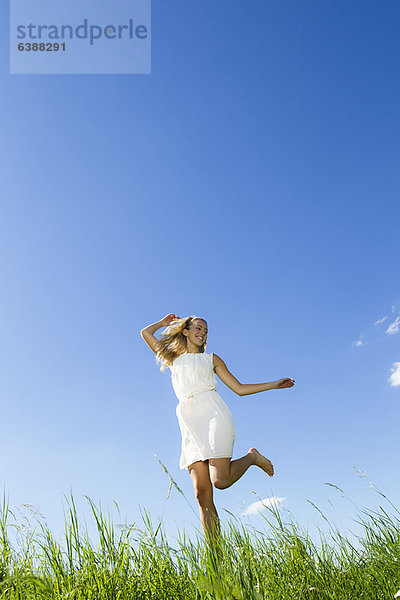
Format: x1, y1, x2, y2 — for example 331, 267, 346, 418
1, 0, 399, 547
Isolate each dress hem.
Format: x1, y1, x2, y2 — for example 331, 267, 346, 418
181, 454, 233, 470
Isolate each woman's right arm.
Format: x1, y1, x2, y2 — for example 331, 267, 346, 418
140, 313, 180, 355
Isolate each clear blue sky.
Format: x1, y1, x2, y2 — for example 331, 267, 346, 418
1, 0, 399, 547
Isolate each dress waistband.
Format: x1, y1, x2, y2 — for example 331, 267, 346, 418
178, 385, 216, 402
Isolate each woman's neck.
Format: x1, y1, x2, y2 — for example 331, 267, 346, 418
185, 340, 203, 354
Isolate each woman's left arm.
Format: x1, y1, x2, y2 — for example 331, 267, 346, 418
213, 354, 295, 396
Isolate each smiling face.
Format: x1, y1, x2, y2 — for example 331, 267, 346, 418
183, 318, 208, 351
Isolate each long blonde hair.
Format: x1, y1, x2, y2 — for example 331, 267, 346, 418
156, 315, 208, 372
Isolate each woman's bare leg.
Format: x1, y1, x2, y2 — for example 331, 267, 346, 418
188, 460, 220, 542
208, 448, 273, 490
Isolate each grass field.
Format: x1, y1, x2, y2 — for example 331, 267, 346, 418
1, 480, 399, 600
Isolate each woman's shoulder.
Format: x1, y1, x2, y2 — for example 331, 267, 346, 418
170, 351, 189, 368
170, 353, 183, 368
210, 352, 224, 370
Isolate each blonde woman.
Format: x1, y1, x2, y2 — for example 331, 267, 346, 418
140, 313, 295, 540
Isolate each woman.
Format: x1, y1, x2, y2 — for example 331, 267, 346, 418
140, 313, 295, 540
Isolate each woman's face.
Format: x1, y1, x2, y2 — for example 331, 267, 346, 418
184, 319, 208, 348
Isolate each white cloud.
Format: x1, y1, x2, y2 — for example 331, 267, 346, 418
389, 362, 400, 387
352, 336, 364, 347
241, 496, 285, 516
374, 316, 387, 326
386, 316, 400, 335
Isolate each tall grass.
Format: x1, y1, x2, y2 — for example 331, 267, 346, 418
0, 480, 399, 600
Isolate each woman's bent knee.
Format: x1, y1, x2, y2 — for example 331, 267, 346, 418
211, 477, 228, 490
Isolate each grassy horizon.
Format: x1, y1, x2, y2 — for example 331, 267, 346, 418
1, 477, 400, 600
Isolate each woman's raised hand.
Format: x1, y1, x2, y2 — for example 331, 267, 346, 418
160, 313, 181, 327
275, 378, 295, 389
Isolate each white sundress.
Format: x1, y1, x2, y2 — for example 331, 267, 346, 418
170, 351, 236, 470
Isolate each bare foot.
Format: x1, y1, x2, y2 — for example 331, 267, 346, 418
249, 448, 274, 477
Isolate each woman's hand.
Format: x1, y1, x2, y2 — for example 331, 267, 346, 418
141, 314, 181, 354
160, 313, 181, 327
275, 378, 295, 389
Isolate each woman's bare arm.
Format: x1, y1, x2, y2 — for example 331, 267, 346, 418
140, 320, 164, 354
213, 354, 294, 396
140, 313, 180, 355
